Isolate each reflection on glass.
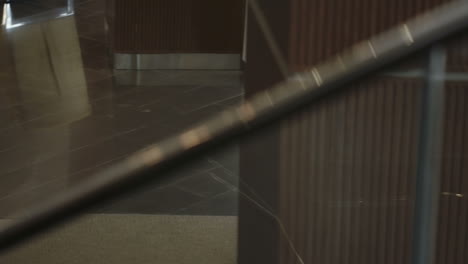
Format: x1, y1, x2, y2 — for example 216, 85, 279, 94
0, 15, 90, 210
10, 16, 90, 124
2, 1, 73, 30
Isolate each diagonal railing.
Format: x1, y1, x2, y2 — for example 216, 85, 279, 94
1, 1, 468, 263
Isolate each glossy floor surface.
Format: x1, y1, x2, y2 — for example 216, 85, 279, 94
0, 0, 243, 218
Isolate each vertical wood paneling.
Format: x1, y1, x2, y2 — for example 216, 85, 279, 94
279, 78, 422, 264
445, 34, 468, 72
241, 1, 468, 264
275, 1, 468, 264
111, 0, 245, 54
436, 83, 468, 264
288, 0, 457, 71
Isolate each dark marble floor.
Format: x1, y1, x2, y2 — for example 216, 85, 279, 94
0, 0, 243, 217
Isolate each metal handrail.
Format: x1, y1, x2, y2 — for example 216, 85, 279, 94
1, 0, 468, 255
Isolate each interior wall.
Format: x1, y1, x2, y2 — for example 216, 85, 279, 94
240, 0, 468, 264
109, 0, 245, 54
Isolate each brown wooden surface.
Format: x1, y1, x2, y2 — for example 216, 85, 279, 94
276, 77, 422, 264
109, 0, 245, 54
437, 82, 468, 264
240, 0, 468, 264
0, 4, 4, 24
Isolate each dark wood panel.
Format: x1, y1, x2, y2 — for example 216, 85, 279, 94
0, 5, 4, 24
110, 0, 245, 54
240, 1, 468, 264
277, 77, 422, 264
436, 82, 468, 264
288, 0, 452, 70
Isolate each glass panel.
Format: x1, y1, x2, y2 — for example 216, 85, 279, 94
1, 1, 468, 264
0, 1, 242, 262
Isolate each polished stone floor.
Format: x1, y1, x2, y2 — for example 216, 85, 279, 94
0, 0, 243, 218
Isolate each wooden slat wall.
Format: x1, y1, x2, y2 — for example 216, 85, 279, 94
0, 5, 4, 24
241, 0, 468, 264
279, 78, 422, 264
288, 0, 453, 70
437, 82, 468, 264
111, 0, 245, 54
278, 1, 468, 264
446, 35, 468, 71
